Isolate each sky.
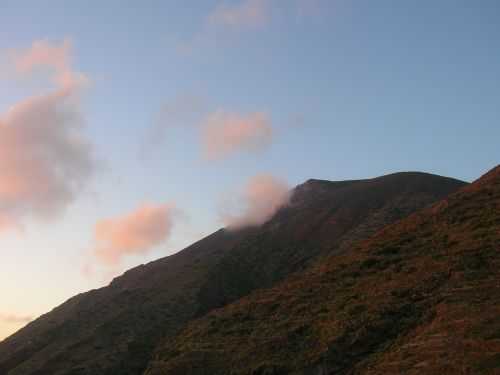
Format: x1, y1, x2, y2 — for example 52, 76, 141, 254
0, 0, 499, 340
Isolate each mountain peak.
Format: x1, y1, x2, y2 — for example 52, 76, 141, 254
146, 165, 500, 375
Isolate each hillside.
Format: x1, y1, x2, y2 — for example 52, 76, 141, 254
145, 166, 500, 375
0, 172, 466, 375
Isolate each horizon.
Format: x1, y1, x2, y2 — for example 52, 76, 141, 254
1, 0, 500, 341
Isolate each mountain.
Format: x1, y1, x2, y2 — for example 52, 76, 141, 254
0, 172, 466, 375
145, 166, 500, 375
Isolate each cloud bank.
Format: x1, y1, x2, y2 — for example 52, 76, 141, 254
93, 203, 177, 265
202, 110, 272, 160
0, 40, 94, 231
221, 174, 290, 229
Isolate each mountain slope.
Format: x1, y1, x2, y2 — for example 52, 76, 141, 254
0, 172, 466, 375
145, 166, 500, 375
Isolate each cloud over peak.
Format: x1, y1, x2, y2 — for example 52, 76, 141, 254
221, 174, 290, 229
93, 203, 178, 265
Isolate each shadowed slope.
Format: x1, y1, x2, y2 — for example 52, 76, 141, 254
0, 172, 465, 375
146, 166, 499, 375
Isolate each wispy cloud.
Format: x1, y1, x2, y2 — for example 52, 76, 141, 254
208, 0, 271, 29
220, 174, 290, 229
9, 38, 88, 90
12, 38, 70, 73
177, 0, 271, 54
177, 0, 329, 54
0, 312, 33, 324
92, 203, 179, 265
141, 94, 206, 157
202, 110, 273, 160
0, 39, 94, 231
144, 99, 274, 161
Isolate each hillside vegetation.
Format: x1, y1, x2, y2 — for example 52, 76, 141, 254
146, 166, 500, 374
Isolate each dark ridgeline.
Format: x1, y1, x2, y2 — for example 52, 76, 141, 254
0, 171, 468, 375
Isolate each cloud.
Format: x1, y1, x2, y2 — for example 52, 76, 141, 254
141, 94, 206, 157
0, 40, 94, 230
144, 99, 274, 161
92, 203, 178, 265
9, 38, 88, 90
202, 110, 273, 160
208, 0, 271, 29
175, 0, 329, 54
176, 0, 272, 54
11, 39, 71, 74
221, 174, 290, 229
206, 0, 324, 30
0, 312, 33, 324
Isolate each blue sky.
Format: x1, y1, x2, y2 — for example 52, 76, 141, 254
0, 0, 499, 339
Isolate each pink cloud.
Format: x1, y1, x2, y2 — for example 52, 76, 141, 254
0, 40, 94, 231
221, 174, 290, 229
0, 214, 23, 233
208, 0, 271, 29
202, 110, 273, 160
10, 39, 88, 90
12, 39, 70, 73
93, 203, 177, 265
144, 99, 274, 161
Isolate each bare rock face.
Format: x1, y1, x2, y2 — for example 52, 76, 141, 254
0, 171, 466, 375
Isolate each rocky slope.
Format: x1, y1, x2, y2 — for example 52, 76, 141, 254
0, 172, 466, 375
145, 166, 500, 375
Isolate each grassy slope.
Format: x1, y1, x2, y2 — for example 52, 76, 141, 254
146, 166, 500, 375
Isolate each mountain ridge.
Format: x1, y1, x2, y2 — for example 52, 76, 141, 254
0, 171, 467, 375
145, 165, 499, 374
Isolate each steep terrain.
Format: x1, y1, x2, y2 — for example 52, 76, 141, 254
146, 166, 500, 375
0, 172, 466, 375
